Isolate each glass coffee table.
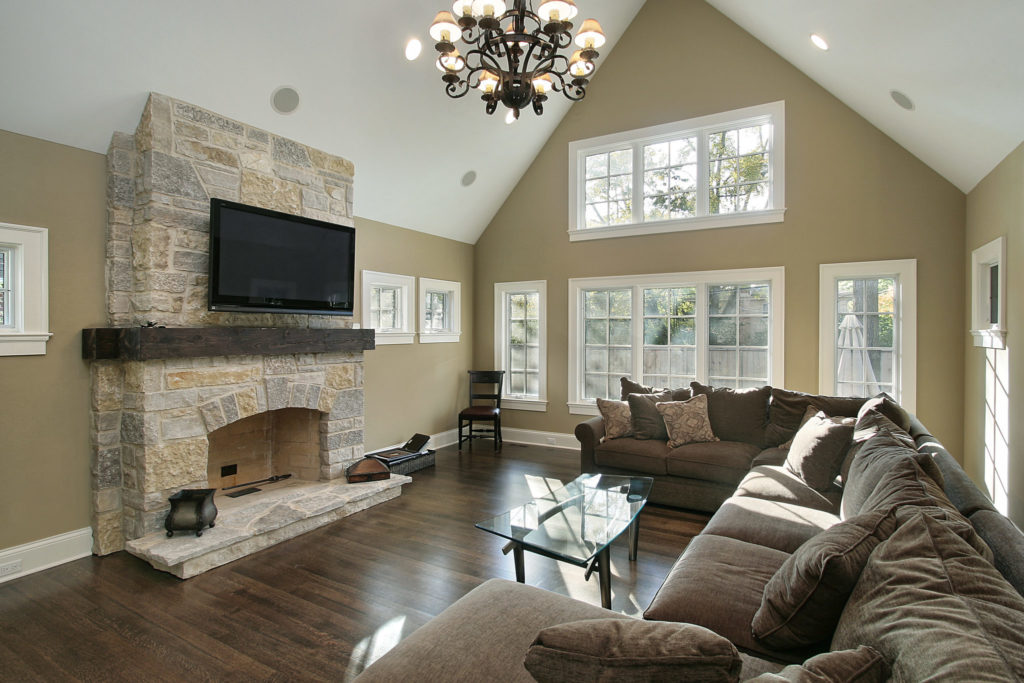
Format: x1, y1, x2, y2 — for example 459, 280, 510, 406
475, 473, 654, 609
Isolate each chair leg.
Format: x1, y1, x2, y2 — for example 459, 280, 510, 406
458, 417, 464, 450
494, 415, 502, 451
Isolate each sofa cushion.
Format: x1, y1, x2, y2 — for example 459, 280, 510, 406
524, 618, 742, 683
690, 382, 771, 446
702, 496, 839, 554
970, 509, 1024, 598
751, 447, 789, 468
656, 394, 718, 448
736, 465, 842, 514
856, 392, 911, 432
751, 508, 900, 649
832, 513, 1024, 681
594, 438, 670, 476
745, 646, 889, 683
626, 390, 674, 440
620, 376, 690, 402
665, 441, 761, 486
784, 412, 855, 491
595, 398, 632, 439
840, 430, 919, 519
644, 534, 807, 663
919, 438, 996, 515
765, 388, 867, 447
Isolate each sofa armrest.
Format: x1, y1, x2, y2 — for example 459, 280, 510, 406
575, 416, 605, 472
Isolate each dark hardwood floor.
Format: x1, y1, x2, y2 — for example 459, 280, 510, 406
0, 443, 708, 681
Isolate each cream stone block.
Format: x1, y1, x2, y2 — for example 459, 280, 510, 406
93, 487, 122, 514
239, 151, 274, 173
174, 120, 209, 142
165, 366, 261, 389
92, 362, 125, 411
235, 387, 260, 418
140, 438, 208, 493
125, 361, 165, 393
93, 511, 124, 555
240, 172, 301, 214
308, 147, 355, 177
325, 363, 358, 390
132, 222, 172, 271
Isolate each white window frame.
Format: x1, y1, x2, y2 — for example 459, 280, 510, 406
568, 102, 786, 242
818, 260, 917, 412
494, 280, 548, 411
970, 237, 1006, 349
567, 267, 785, 415
0, 222, 51, 356
361, 270, 415, 345
419, 277, 461, 343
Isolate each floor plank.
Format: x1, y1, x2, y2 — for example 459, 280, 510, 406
0, 444, 708, 681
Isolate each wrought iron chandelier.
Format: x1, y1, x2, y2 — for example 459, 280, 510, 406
428, 0, 606, 120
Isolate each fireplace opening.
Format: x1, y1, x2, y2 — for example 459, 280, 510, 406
207, 408, 321, 492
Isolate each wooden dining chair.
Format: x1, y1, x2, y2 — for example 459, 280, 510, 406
458, 370, 504, 451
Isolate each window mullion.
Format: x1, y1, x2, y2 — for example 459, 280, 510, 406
695, 283, 708, 383
632, 285, 643, 382
631, 143, 643, 225
696, 129, 709, 218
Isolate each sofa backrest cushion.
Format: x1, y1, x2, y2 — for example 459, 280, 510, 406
832, 512, 1024, 681
765, 389, 867, 448
970, 509, 1024, 598
619, 376, 691, 402
626, 391, 673, 440
841, 431, 917, 519
856, 393, 911, 432
745, 646, 889, 683
690, 382, 771, 446
784, 412, 855, 492
917, 438, 997, 516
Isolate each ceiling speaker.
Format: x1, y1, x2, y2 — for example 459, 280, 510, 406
271, 86, 300, 114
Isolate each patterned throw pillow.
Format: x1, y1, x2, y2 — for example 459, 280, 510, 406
656, 394, 718, 448
596, 398, 632, 439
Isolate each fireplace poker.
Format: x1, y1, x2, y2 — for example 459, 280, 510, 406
222, 473, 292, 491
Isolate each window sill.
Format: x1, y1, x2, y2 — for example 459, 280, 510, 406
568, 208, 785, 242
971, 328, 1006, 349
0, 332, 53, 356
503, 398, 548, 412
568, 402, 599, 416
419, 332, 461, 344
375, 332, 415, 345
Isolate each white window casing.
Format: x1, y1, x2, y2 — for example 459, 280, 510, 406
494, 280, 548, 411
568, 102, 786, 241
419, 277, 461, 343
970, 237, 1006, 349
818, 259, 917, 413
567, 267, 785, 415
361, 270, 415, 344
0, 222, 51, 356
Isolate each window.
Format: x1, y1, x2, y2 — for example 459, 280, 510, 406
494, 281, 547, 411
568, 102, 785, 241
818, 260, 917, 412
361, 271, 415, 344
970, 237, 1006, 349
568, 268, 784, 414
419, 277, 461, 343
0, 222, 50, 356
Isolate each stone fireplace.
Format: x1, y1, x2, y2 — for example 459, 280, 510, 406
85, 94, 406, 577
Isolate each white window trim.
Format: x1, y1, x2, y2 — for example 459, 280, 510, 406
567, 266, 785, 415
568, 101, 786, 242
970, 237, 1006, 349
361, 270, 415, 345
494, 280, 548, 411
818, 259, 917, 413
419, 277, 461, 343
0, 222, 51, 356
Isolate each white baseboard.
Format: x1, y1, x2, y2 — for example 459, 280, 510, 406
0, 527, 93, 584
501, 428, 578, 450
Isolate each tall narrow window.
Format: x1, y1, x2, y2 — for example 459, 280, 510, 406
495, 281, 548, 410
707, 123, 771, 215
642, 287, 696, 388
583, 288, 633, 400
584, 149, 633, 228
361, 271, 415, 344
0, 246, 13, 330
819, 260, 917, 411
971, 237, 1006, 349
708, 283, 770, 388
0, 222, 50, 356
370, 285, 400, 331
642, 137, 697, 221
419, 278, 461, 343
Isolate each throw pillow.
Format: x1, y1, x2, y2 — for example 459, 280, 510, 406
745, 646, 889, 683
657, 395, 719, 448
764, 388, 867, 447
857, 392, 911, 432
595, 398, 632, 439
779, 405, 818, 449
751, 508, 899, 649
784, 412, 855, 491
690, 382, 771, 446
524, 618, 742, 683
627, 390, 674, 440
832, 513, 1024, 681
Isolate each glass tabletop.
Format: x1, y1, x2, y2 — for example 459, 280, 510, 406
475, 474, 654, 566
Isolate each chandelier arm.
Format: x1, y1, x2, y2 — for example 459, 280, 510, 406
444, 79, 472, 99
546, 71, 587, 101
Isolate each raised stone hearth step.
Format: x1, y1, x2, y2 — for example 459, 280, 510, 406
125, 475, 409, 578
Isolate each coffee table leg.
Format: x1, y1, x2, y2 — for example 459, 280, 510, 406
629, 516, 640, 561
513, 543, 525, 583
597, 546, 611, 609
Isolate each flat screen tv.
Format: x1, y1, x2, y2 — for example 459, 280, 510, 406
208, 198, 355, 316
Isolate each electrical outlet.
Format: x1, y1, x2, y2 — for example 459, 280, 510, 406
546, 437, 556, 445
0, 560, 22, 578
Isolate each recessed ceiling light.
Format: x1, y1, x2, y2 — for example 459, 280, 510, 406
461, 170, 477, 187
405, 38, 423, 61
810, 33, 829, 51
271, 86, 300, 114
890, 90, 915, 111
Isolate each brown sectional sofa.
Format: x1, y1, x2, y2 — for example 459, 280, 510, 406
357, 387, 1024, 681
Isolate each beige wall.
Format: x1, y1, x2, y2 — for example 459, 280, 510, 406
355, 217, 475, 450
473, 0, 967, 450
964, 141, 1024, 525
0, 130, 107, 549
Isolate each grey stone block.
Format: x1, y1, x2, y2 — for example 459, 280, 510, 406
322, 430, 363, 451
161, 415, 205, 440
272, 136, 312, 167
108, 173, 134, 208
302, 187, 329, 211
147, 204, 209, 232
330, 389, 364, 419
174, 102, 245, 135
111, 148, 134, 175
220, 394, 239, 424
93, 448, 123, 489
173, 250, 208, 272
266, 377, 291, 410
197, 164, 241, 190
199, 400, 227, 433
247, 127, 270, 144
144, 151, 208, 201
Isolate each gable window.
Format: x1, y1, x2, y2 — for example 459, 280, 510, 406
818, 260, 917, 411
569, 102, 785, 241
568, 267, 784, 414
970, 237, 1006, 349
0, 222, 50, 356
419, 277, 461, 343
494, 281, 547, 411
361, 270, 415, 344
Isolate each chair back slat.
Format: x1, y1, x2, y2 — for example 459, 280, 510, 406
468, 370, 504, 407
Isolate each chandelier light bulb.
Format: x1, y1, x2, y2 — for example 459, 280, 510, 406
574, 18, 605, 48
568, 50, 594, 77
471, 0, 506, 17
532, 73, 554, 95
436, 48, 466, 73
537, 0, 578, 23
477, 70, 499, 93
452, 0, 474, 17
429, 11, 461, 42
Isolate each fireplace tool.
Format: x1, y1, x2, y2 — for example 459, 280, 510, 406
222, 473, 292, 498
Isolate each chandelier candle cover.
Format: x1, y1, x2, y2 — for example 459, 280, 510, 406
429, 0, 605, 119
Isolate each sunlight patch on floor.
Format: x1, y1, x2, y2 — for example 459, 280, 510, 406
345, 615, 407, 680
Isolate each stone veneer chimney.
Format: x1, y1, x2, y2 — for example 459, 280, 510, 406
88, 94, 394, 566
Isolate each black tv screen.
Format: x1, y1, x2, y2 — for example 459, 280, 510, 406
208, 199, 355, 316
